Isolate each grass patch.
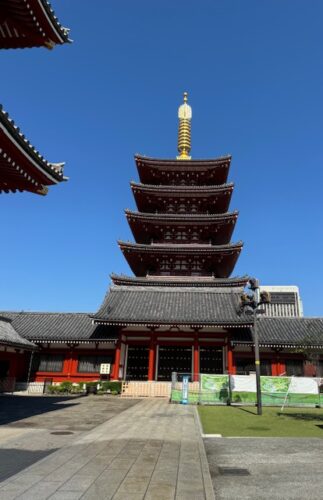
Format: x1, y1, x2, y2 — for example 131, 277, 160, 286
198, 406, 323, 438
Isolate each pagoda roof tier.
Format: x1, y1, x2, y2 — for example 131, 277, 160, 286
111, 273, 249, 288
93, 284, 252, 328
0, 105, 66, 194
131, 182, 234, 214
0, 0, 70, 49
135, 154, 231, 186
118, 241, 243, 278
125, 210, 238, 245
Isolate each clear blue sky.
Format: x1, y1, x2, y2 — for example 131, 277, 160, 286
1, 1, 322, 315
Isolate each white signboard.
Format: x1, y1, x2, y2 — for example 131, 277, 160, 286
181, 375, 189, 404
230, 375, 256, 392
100, 363, 111, 375
289, 377, 318, 395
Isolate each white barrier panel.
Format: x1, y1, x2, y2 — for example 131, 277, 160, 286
15, 382, 45, 394
122, 381, 172, 398
289, 377, 318, 394
230, 375, 256, 392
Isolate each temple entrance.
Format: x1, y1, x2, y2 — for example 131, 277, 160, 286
126, 346, 149, 380
0, 360, 10, 379
199, 346, 223, 374
157, 346, 192, 381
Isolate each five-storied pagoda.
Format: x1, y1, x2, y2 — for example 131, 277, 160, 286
92, 93, 252, 381
2, 95, 323, 385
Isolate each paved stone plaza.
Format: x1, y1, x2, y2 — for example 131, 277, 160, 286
4, 395, 323, 499
0, 396, 214, 500
204, 436, 323, 500
0, 395, 139, 485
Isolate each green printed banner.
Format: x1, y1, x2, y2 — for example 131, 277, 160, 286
170, 374, 230, 404
200, 374, 230, 404
170, 389, 199, 404
261, 376, 291, 394
171, 374, 322, 406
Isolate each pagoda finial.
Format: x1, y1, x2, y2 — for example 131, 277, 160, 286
177, 92, 192, 160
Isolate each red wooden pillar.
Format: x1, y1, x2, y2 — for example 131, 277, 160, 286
148, 337, 156, 381
8, 350, 18, 378
193, 334, 199, 382
227, 343, 236, 374
271, 358, 277, 376
304, 360, 315, 377
66, 348, 73, 379
278, 360, 286, 376
69, 349, 78, 378
273, 350, 284, 376
113, 341, 121, 380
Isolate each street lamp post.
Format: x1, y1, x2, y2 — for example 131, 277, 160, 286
239, 278, 270, 416
253, 312, 262, 415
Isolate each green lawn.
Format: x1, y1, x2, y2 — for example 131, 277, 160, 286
198, 405, 323, 438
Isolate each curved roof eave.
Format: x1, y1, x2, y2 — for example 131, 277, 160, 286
0, 105, 65, 183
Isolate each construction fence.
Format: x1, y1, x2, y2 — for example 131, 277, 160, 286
0, 378, 47, 394
171, 373, 323, 407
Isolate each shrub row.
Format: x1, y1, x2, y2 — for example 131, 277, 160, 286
46, 380, 122, 395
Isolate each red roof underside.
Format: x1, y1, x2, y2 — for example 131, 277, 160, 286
132, 184, 233, 214
0, 0, 69, 49
120, 243, 242, 278
127, 213, 237, 245
135, 157, 231, 186
0, 115, 63, 194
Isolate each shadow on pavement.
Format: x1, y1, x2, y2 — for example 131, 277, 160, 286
0, 395, 81, 425
0, 448, 57, 481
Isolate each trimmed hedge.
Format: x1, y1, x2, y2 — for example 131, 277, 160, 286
100, 381, 122, 394
46, 380, 122, 395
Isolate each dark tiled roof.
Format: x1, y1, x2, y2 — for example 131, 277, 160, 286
130, 183, 234, 214
93, 285, 251, 327
232, 317, 323, 347
119, 241, 243, 279
111, 274, 249, 288
135, 154, 232, 167
0, 312, 118, 342
125, 209, 238, 222
3, 311, 323, 347
0, 317, 35, 349
118, 241, 243, 254
130, 181, 234, 194
135, 155, 231, 186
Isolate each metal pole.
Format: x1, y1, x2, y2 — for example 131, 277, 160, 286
26, 350, 34, 385
253, 315, 262, 415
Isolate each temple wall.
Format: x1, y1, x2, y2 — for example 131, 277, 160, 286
31, 346, 116, 383
17, 340, 323, 384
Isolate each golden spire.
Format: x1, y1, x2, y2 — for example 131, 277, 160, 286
177, 92, 192, 160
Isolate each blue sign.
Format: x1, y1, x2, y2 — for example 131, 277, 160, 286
182, 375, 189, 404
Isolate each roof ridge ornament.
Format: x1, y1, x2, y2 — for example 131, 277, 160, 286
177, 92, 192, 160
